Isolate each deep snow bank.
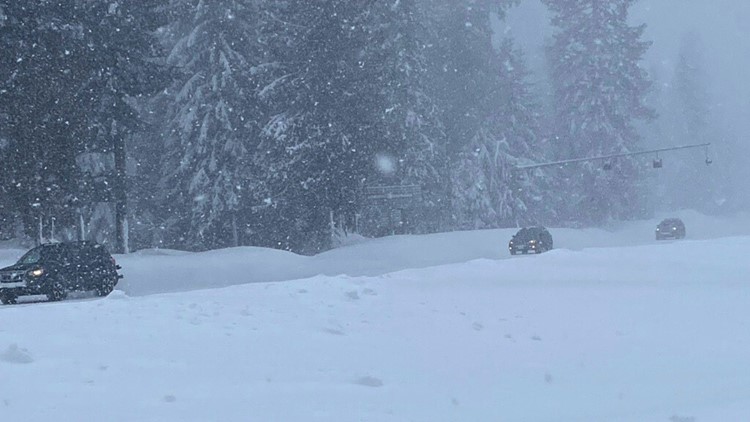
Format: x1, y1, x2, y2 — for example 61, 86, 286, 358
117, 210, 750, 295
1, 210, 749, 296
1, 232, 749, 421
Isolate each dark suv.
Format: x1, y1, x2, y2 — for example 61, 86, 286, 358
509, 227, 553, 255
656, 218, 686, 240
0, 241, 122, 304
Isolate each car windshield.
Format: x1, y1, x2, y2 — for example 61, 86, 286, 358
17, 248, 42, 265
517, 228, 543, 239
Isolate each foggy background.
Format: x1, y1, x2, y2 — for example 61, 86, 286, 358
503, 0, 750, 212
2, 1, 747, 253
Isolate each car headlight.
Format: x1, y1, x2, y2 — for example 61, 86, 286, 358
529, 240, 537, 244
656, 227, 660, 231
672, 227, 677, 231
28, 268, 44, 277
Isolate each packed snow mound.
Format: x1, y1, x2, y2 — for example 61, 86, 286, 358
0, 344, 34, 364
1, 211, 749, 297
119, 211, 750, 295
1, 228, 749, 421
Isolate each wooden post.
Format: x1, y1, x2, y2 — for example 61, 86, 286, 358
114, 135, 128, 254
38, 215, 43, 245
232, 214, 239, 247
78, 210, 86, 241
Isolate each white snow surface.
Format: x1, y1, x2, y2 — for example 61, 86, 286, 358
2, 210, 750, 421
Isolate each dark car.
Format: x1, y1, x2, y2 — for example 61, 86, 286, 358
0, 241, 122, 305
656, 218, 686, 240
509, 227, 553, 255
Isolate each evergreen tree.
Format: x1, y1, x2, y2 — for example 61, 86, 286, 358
452, 39, 550, 229
76, 0, 170, 249
0, 4, 15, 238
543, 0, 654, 223
157, 0, 268, 250
664, 31, 723, 212
426, 0, 518, 156
0, 1, 169, 244
425, 1, 542, 228
0, 1, 87, 240
425, 1, 553, 229
364, 0, 450, 234
258, 0, 378, 252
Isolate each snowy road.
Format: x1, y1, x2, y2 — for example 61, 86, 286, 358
2, 212, 750, 421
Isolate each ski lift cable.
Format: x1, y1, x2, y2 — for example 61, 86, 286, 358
513, 143, 712, 171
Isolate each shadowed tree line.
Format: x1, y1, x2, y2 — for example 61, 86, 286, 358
0, 0, 655, 254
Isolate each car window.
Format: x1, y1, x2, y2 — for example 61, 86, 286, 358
80, 245, 102, 264
17, 248, 42, 265
48, 245, 74, 264
70, 245, 89, 265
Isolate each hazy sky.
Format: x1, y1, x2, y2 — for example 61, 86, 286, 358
503, 0, 750, 110
633, 0, 750, 129
501, 0, 750, 208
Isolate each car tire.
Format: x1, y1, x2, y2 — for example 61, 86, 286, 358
46, 280, 67, 302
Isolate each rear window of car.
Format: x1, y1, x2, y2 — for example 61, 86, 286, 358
48, 245, 75, 262
81, 244, 107, 261
527, 228, 545, 237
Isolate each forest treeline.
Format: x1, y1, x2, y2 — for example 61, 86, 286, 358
0, 1, 718, 253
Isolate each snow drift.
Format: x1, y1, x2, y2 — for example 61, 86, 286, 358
1, 211, 750, 421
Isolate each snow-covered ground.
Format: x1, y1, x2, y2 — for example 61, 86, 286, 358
2, 210, 750, 421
